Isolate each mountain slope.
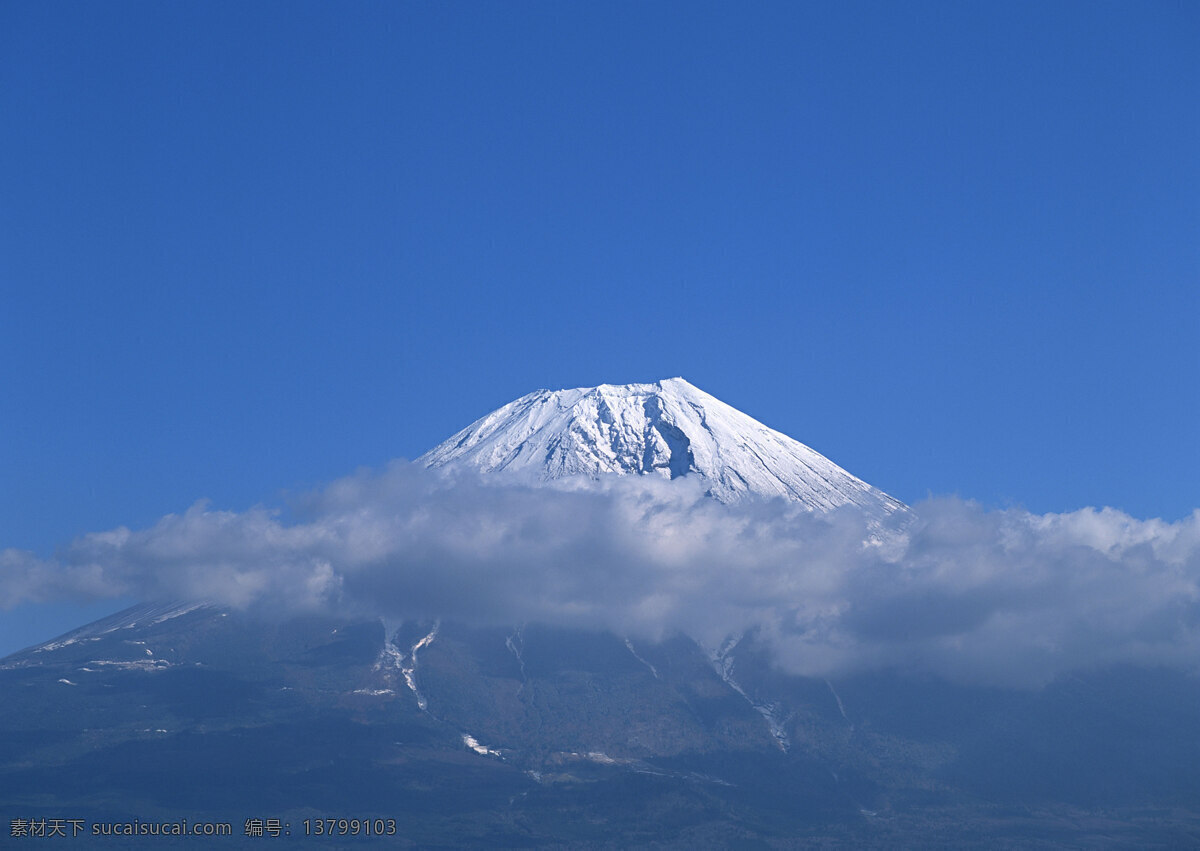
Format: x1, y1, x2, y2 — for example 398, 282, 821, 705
420, 377, 905, 516
6, 603, 1200, 848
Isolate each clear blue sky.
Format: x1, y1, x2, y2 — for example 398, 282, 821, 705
2, 2, 1197, 653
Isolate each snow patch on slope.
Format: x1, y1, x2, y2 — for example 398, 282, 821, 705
375, 619, 405, 673
710, 634, 790, 752
624, 638, 659, 679
506, 626, 527, 694
401, 622, 439, 712
27, 601, 211, 655
462, 733, 502, 757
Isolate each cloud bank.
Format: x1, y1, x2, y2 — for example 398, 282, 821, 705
4, 462, 1199, 686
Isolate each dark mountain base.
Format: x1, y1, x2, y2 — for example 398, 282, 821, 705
2, 603, 1198, 847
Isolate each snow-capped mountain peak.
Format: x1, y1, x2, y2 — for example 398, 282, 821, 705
419, 378, 904, 516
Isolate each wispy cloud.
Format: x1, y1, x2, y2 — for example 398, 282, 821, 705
4, 462, 1198, 686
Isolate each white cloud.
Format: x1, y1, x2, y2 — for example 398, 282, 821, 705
3, 462, 1198, 686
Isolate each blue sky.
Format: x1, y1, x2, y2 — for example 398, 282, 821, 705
2, 1, 1197, 655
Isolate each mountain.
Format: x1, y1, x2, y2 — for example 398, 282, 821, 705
420, 377, 906, 517
3, 381, 1199, 847
5, 601, 1199, 848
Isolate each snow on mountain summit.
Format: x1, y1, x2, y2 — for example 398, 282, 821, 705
419, 378, 905, 516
